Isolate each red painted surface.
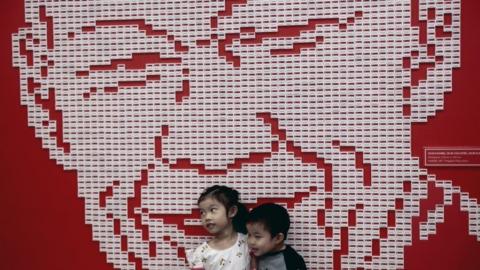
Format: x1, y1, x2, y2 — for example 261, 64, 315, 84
1, 1, 480, 270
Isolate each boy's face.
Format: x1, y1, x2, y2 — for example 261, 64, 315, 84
246, 222, 284, 257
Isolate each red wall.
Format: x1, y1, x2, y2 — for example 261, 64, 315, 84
1, 1, 479, 269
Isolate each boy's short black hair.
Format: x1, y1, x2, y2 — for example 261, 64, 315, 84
247, 203, 290, 239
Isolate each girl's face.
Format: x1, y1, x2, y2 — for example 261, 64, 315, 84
198, 197, 234, 236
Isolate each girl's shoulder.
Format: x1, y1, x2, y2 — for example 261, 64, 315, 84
237, 232, 247, 239
187, 235, 251, 270
186, 241, 211, 267
237, 233, 248, 246
191, 241, 210, 254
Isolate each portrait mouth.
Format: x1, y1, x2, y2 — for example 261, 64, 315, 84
113, 111, 376, 265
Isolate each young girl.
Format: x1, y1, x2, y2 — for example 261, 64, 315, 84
186, 185, 251, 270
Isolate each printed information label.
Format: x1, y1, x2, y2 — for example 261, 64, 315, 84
424, 147, 480, 167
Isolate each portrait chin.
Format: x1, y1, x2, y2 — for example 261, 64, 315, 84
11, 0, 480, 269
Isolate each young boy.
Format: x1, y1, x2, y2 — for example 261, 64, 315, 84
246, 203, 307, 270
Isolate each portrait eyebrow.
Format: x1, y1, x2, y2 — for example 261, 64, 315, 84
70, 21, 185, 100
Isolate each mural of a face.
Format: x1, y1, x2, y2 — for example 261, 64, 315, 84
12, 0, 480, 269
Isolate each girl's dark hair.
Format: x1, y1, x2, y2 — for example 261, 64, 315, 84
198, 185, 248, 233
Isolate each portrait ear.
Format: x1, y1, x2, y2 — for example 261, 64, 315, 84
408, 0, 460, 123
228, 205, 238, 218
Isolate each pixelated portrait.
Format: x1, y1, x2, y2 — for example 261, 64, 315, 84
1, 0, 480, 269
